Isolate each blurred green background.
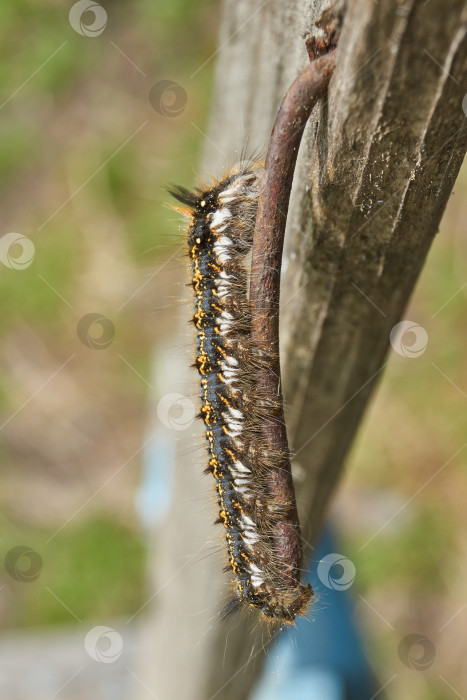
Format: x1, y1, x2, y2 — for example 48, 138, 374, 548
0, 1, 466, 699
0, 0, 219, 629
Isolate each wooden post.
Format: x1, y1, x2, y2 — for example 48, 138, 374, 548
134, 2, 467, 698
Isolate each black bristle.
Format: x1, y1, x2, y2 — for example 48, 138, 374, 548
220, 597, 242, 621
168, 184, 199, 209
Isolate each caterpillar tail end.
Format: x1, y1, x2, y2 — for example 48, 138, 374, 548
258, 582, 314, 624
221, 583, 314, 624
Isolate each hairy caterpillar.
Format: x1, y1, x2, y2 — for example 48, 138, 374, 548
170, 42, 336, 623
170, 161, 312, 622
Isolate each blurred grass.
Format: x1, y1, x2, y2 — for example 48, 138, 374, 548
344, 214, 467, 579
0, 0, 217, 629
1, 516, 145, 627
346, 505, 452, 594
0, 124, 36, 178
0, 229, 76, 330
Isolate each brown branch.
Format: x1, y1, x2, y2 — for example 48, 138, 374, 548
248, 50, 336, 584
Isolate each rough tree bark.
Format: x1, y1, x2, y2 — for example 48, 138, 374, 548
135, 1, 467, 699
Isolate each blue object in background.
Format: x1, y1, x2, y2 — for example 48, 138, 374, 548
135, 429, 174, 531
251, 526, 378, 700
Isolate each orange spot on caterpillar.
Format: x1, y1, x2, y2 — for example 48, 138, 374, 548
218, 394, 231, 408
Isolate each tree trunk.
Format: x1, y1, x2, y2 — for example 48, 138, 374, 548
135, 1, 467, 699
